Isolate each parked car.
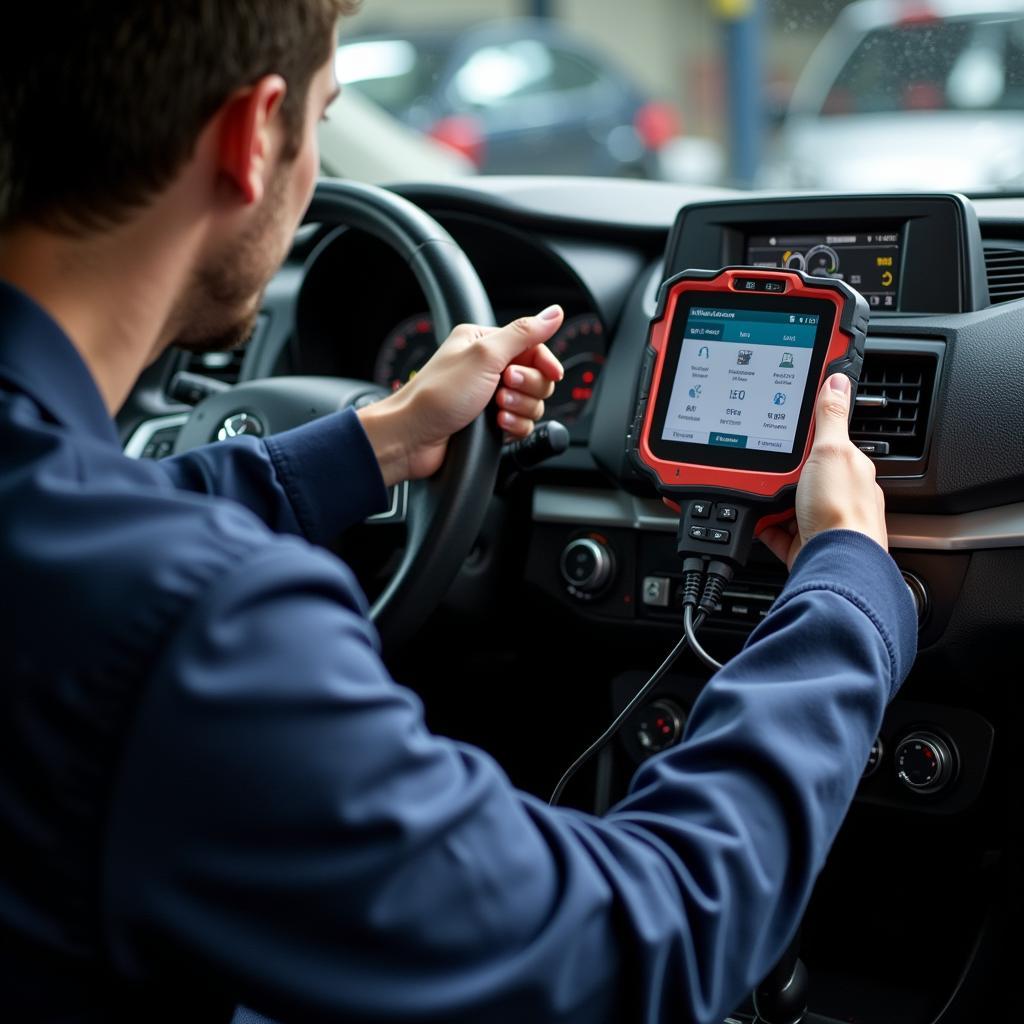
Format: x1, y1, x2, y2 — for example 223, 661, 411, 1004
333, 18, 682, 178
318, 87, 473, 184
761, 0, 1024, 191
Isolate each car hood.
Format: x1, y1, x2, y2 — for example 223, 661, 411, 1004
762, 112, 1024, 192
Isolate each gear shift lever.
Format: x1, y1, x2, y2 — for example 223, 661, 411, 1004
752, 933, 808, 1024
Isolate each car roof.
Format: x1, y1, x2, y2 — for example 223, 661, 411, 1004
839, 0, 1024, 33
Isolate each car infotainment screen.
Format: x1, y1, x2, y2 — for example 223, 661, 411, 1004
660, 305, 818, 456
746, 231, 900, 310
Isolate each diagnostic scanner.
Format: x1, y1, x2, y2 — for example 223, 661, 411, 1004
628, 266, 869, 568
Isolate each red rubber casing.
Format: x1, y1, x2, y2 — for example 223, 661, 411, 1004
628, 266, 869, 527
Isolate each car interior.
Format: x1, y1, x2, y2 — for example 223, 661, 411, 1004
115, 170, 1024, 1023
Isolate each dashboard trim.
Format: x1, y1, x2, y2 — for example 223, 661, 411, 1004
533, 484, 1024, 551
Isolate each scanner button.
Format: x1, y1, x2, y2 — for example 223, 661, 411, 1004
709, 529, 731, 544
688, 526, 709, 541
690, 501, 711, 519
716, 506, 738, 523
638, 349, 656, 400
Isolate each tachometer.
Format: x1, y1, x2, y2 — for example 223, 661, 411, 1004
374, 310, 606, 426
374, 314, 437, 391
547, 313, 606, 425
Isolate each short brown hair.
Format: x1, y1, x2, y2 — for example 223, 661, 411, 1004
0, 1, 358, 236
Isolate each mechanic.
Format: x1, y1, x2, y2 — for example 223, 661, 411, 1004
0, 3, 917, 1023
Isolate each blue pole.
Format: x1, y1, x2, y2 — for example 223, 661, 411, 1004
722, 0, 763, 187
529, 0, 554, 16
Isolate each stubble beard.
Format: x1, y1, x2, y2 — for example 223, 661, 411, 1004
171, 166, 292, 356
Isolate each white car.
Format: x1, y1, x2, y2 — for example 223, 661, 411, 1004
762, 0, 1024, 191
318, 88, 473, 184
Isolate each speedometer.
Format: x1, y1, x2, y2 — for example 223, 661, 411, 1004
373, 310, 606, 426
547, 313, 606, 425
374, 314, 437, 392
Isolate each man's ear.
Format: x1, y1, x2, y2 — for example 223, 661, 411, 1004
216, 75, 288, 206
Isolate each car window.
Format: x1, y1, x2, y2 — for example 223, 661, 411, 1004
450, 41, 602, 111
326, 2, 1024, 193
822, 15, 1024, 115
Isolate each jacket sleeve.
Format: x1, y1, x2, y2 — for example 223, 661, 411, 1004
101, 529, 917, 1024
157, 407, 389, 543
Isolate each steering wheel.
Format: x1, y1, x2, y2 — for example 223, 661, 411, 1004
174, 179, 500, 648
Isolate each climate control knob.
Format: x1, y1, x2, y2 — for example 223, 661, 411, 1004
901, 571, 929, 625
895, 731, 956, 794
560, 538, 614, 595
635, 699, 686, 754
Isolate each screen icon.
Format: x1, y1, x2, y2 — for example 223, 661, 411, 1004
688, 384, 702, 399
736, 349, 753, 366
779, 352, 794, 368
773, 392, 787, 406
698, 345, 710, 359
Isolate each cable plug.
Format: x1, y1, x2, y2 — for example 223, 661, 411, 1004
699, 559, 735, 616
680, 556, 704, 610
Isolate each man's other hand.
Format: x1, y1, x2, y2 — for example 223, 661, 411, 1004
358, 307, 566, 486
760, 373, 888, 571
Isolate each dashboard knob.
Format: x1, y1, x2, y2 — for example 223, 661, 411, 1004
895, 731, 956, 794
901, 571, 929, 625
862, 736, 884, 778
559, 538, 614, 595
635, 699, 686, 754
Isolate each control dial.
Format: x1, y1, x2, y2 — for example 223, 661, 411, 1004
895, 731, 956, 794
635, 699, 686, 754
862, 737, 883, 778
901, 571, 929, 625
560, 538, 614, 595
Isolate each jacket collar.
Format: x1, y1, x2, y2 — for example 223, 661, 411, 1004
0, 278, 119, 446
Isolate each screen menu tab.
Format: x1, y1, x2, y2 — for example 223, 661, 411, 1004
660, 306, 817, 455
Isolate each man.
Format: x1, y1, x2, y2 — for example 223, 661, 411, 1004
0, 3, 916, 1023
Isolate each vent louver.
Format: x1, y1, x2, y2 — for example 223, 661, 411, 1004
984, 245, 1024, 305
850, 352, 936, 458
181, 349, 246, 385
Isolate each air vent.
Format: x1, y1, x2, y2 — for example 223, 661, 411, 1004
984, 245, 1024, 304
170, 313, 268, 394
180, 349, 246, 385
850, 352, 936, 458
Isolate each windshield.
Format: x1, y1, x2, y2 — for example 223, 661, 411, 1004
817, 16, 1024, 116
323, 0, 1024, 194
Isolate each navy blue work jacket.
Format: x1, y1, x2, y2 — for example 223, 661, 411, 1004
0, 279, 918, 1023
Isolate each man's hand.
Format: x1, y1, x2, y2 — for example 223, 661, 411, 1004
357, 307, 566, 486
760, 373, 888, 571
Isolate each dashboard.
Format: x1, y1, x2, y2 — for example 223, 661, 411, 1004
118, 178, 1024, 1023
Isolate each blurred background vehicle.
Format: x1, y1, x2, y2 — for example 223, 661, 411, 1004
761, 0, 1024, 191
326, 0, 1024, 195
334, 18, 684, 178
318, 87, 474, 183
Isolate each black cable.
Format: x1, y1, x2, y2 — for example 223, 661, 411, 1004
549, 617, 704, 807
684, 604, 722, 672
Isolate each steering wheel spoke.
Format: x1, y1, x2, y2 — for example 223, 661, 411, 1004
366, 480, 409, 525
